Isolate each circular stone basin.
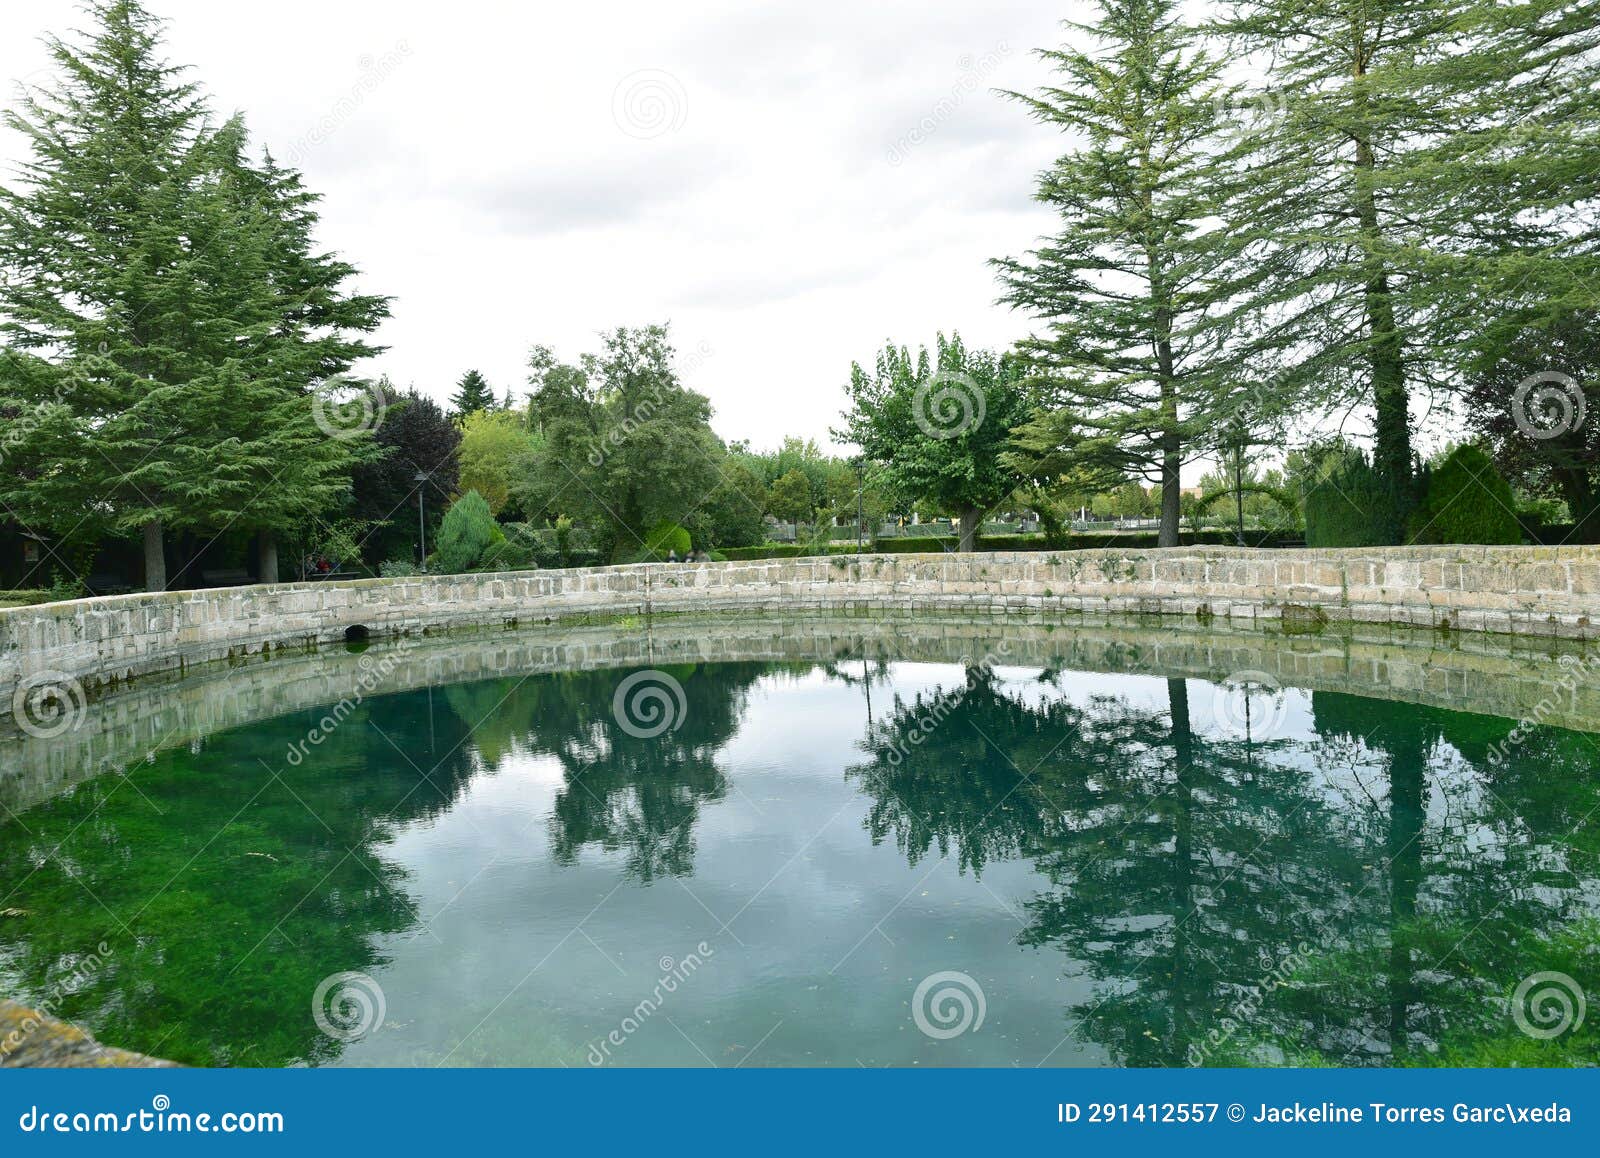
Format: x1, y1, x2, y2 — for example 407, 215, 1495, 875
1, 613, 1596, 1067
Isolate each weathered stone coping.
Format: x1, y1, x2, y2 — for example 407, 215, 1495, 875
1, 547, 1597, 698
4, 610, 1596, 817
0, 999, 175, 1068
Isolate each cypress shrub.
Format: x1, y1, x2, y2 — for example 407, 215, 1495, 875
1303, 447, 1407, 547
434, 490, 499, 573
1407, 446, 1522, 545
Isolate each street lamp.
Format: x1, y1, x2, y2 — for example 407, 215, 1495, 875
854, 456, 865, 554
414, 470, 430, 572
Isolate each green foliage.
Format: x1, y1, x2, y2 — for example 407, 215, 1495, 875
1407, 446, 1523, 545
1302, 444, 1407, 548
996, 0, 1261, 545
451, 369, 495, 418
378, 558, 418, 578
766, 468, 815, 524
1465, 310, 1600, 541
835, 332, 1034, 551
0, 1, 388, 590
512, 325, 724, 562
644, 521, 691, 558
697, 460, 767, 549
349, 383, 461, 570
457, 408, 536, 515
433, 490, 499, 573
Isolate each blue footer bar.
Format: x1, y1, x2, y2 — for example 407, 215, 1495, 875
3, 1068, 1595, 1154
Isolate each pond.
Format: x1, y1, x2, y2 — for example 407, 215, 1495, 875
1, 615, 1597, 1067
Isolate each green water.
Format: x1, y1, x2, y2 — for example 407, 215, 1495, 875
2, 637, 1598, 1067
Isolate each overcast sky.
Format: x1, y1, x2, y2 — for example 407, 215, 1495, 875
0, 0, 1073, 453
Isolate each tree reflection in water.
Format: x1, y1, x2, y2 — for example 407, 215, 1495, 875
2, 648, 1595, 1068
847, 667, 1600, 1066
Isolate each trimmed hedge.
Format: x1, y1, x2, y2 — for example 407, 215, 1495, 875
715, 528, 1303, 560
1407, 446, 1522, 545
1304, 447, 1408, 547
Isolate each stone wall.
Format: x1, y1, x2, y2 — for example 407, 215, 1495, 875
2, 546, 1597, 694
5, 611, 1597, 817
1, 999, 175, 1068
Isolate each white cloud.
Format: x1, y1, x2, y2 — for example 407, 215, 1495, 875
0, 0, 1067, 451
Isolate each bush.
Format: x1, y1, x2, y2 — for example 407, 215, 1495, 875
1303, 447, 1407, 547
1407, 446, 1523, 545
710, 528, 1307, 561
434, 490, 500, 573
644, 521, 692, 558
379, 558, 418, 578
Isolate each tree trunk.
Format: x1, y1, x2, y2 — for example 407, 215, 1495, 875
1159, 451, 1181, 548
957, 505, 982, 553
1154, 296, 1181, 547
1352, 60, 1412, 538
257, 532, 279, 585
1233, 444, 1247, 547
1555, 467, 1598, 543
1385, 728, 1427, 1059
142, 519, 166, 592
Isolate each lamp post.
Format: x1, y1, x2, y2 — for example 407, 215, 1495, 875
854, 456, 865, 554
414, 470, 430, 572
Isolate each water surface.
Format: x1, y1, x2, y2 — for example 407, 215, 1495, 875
2, 623, 1597, 1067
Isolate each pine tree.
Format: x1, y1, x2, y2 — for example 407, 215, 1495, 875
0, 0, 208, 588
0, 1, 388, 588
995, 0, 1258, 546
1216, 0, 1600, 537
451, 369, 494, 418
156, 118, 389, 582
